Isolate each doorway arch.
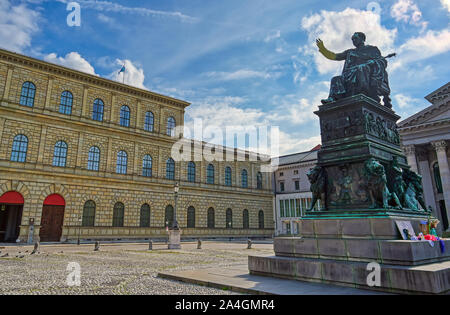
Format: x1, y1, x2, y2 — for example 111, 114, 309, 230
0, 191, 24, 242
39, 194, 65, 242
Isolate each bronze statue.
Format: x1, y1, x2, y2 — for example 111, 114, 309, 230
403, 169, 427, 211
316, 32, 395, 108
363, 158, 402, 209
307, 166, 327, 211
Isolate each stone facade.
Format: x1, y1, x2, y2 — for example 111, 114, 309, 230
398, 82, 450, 232
0, 48, 273, 243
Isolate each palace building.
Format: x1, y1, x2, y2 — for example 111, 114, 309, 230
0, 48, 273, 243
398, 82, 450, 232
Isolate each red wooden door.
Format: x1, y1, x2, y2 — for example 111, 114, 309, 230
40, 205, 65, 242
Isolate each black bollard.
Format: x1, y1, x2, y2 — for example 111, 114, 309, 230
197, 239, 202, 249
94, 241, 100, 251
247, 239, 252, 249
31, 242, 39, 255
148, 240, 153, 251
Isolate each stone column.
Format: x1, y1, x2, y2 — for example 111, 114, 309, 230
403, 145, 418, 173
106, 137, 114, 173
44, 75, 54, 111
37, 125, 48, 165
432, 141, 450, 230
81, 85, 89, 118
135, 99, 142, 130
75, 132, 84, 168
133, 142, 139, 176
417, 149, 437, 212
2, 65, 14, 101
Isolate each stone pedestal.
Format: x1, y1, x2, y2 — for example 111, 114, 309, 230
249, 217, 450, 294
248, 96, 449, 294
168, 228, 181, 250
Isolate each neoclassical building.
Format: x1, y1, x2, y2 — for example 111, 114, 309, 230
272, 146, 319, 236
0, 48, 273, 243
398, 82, 450, 232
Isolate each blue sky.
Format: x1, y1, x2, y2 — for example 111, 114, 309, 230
1, 0, 449, 155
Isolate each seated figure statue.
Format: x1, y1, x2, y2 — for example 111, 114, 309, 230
316, 32, 395, 108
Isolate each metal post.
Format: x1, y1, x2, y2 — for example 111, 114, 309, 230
173, 191, 178, 229
77, 216, 82, 245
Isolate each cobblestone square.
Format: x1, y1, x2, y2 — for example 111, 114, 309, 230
0, 241, 274, 295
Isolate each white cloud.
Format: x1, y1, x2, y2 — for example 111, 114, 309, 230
300, 8, 397, 75
203, 69, 274, 81
391, 0, 428, 30
0, 0, 40, 52
264, 30, 281, 43
108, 59, 146, 89
391, 29, 450, 70
442, 0, 450, 12
58, 0, 197, 23
44, 52, 97, 75
394, 93, 429, 120
278, 131, 321, 155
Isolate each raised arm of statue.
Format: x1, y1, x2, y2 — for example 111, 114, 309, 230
316, 38, 346, 61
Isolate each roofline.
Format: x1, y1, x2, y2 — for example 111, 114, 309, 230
274, 147, 320, 160
0, 48, 190, 109
424, 82, 450, 103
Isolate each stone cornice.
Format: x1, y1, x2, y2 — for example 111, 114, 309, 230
397, 116, 450, 133
0, 48, 190, 110
398, 98, 449, 128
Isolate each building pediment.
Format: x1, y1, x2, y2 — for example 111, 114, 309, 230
398, 97, 449, 129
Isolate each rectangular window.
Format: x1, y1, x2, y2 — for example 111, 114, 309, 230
290, 199, 295, 217
279, 172, 284, 177
284, 200, 289, 217
295, 180, 300, 191
280, 182, 285, 192
296, 199, 301, 217
280, 200, 285, 217
294, 170, 298, 175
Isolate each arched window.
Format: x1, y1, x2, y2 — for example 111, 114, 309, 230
187, 162, 196, 182
167, 116, 176, 136
207, 208, 215, 228
92, 98, 104, 121
257, 172, 263, 189
433, 163, 443, 193
59, 91, 73, 115
112, 202, 124, 227
207, 164, 215, 184
116, 151, 128, 174
226, 208, 233, 228
258, 210, 264, 229
142, 155, 152, 177
144, 111, 154, 132
225, 167, 232, 186
19, 81, 36, 107
87, 146, 100, 171
243, 209, 249, 229
187, 206, 195, 228
120, 105, 130, 127
11, 134, 28, 162
82, 200, 96, 227
166, 158, 175, 180
165, 205, 174, 227
241, 169, 248, 188
53, 141, 68, 167
140, 204, 150, 227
